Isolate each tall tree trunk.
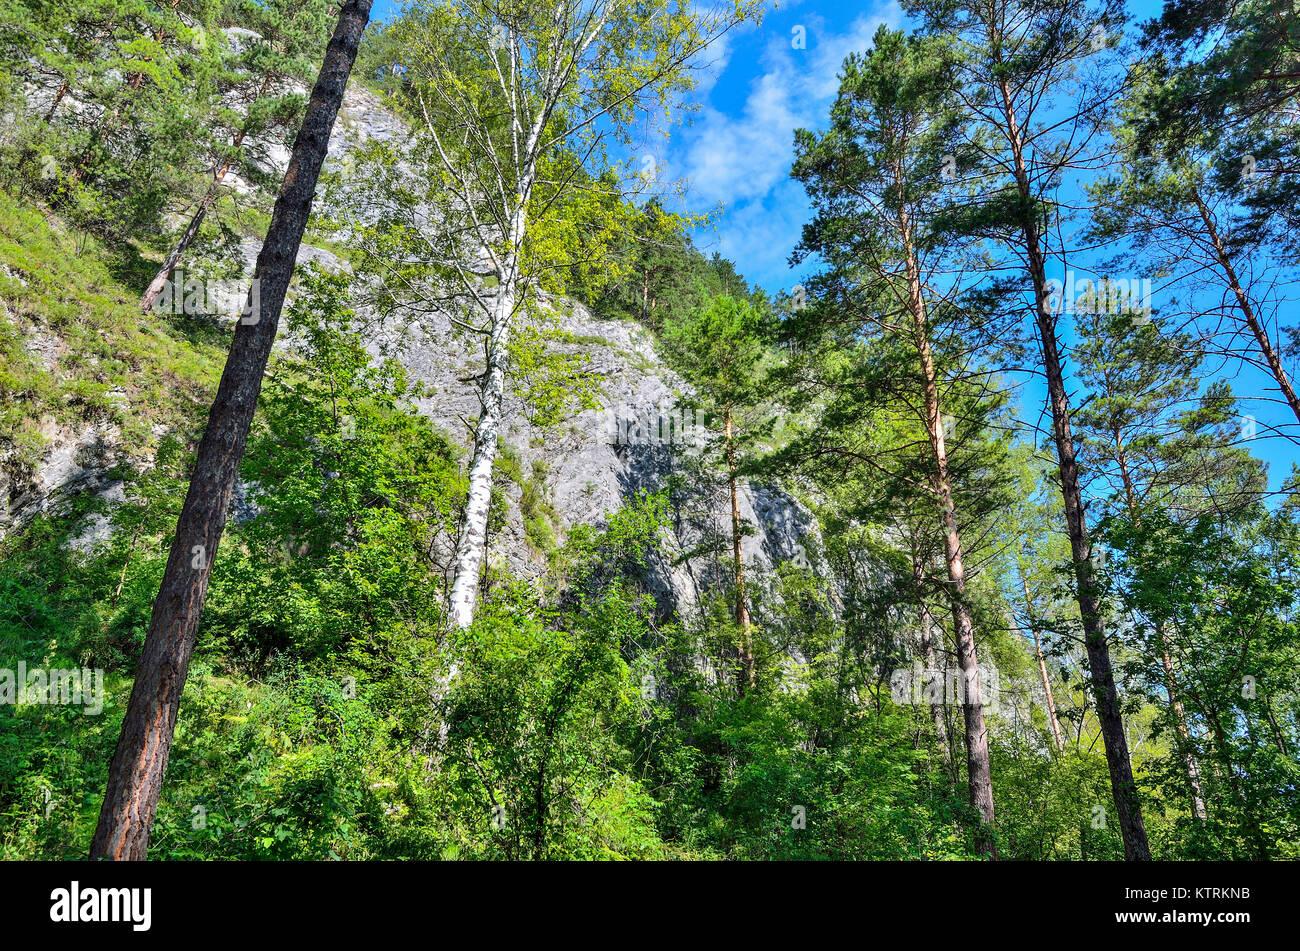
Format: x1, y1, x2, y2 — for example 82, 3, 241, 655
89, 0, 373, 861
1192, 190, 1300, 424
1113, 444, 1207, 819
900, 207, 996, 850
1019, 573, 1064, 753
448, 280, 516, 628
996, 75, 1151, 860
724, 404, 753, 684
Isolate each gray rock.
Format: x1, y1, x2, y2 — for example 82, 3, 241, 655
371, 294, 826, 619
4, 77, 830, 625
2, 417, 121, 539
64, 482, 128, 556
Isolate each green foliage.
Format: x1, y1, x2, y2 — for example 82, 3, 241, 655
0, 0, 226, 242
495, 445, 559, 555
663, 294, 770, 415
0, 186, 226, 470
1137, 0, 1300, 250
3, 0, 1299, 867
696, 685, 974, 859
1106, 503, 1300, 858
508, 324, 603, 429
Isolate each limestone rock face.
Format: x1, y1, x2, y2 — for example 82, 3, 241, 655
8, 77, 827, 622
374, 295, 824, 620
1, 416, 121, 541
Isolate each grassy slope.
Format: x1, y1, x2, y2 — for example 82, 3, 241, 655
0, 188, 227, 478
0, 188, 233, 857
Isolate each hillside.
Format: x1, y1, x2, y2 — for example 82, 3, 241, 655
1, 0, 1297, 870
2, 80, 822, 619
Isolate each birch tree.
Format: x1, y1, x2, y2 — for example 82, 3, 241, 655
337, 0, 758, 629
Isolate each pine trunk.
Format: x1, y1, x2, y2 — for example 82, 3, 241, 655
44, 80, 68, 123
141, 124, 253, 314
997, 76, 1151, 859
901, 208, 996, 849
1020, 573, 1064, 753
88, 0, 373, 861
140, 170, 224, 313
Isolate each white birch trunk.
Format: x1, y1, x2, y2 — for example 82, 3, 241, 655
448, 278, 515, 628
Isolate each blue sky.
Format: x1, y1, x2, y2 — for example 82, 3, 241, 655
660, 0, 1166, 291
664, 0, 906, 293
651, 0, 1295, 493
365, 0, 1147, 296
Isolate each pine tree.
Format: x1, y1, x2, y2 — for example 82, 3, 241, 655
1137, 0, 1300, 250
905, 0, 1152, 859
790, 26, 1004, 850
140, 0, 336, 313
1094, 67, 1300, 427
89, 0, 375, 861
663, 294, 770, 685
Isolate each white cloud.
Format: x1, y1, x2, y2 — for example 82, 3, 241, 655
699, 179, 810, 290
673, 2, 903, 289
689, 30, 733, 97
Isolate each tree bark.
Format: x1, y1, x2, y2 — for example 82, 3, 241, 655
142, 66, 279, 314
900, 206, 996, 851
996, 74, 1151, 860
141, 112, 266, 314
44, 80, 69, 124
140, 161, 230, 313
89, 0, 373, 861
1019, 573, 1064, 754
448, 281, 515, 628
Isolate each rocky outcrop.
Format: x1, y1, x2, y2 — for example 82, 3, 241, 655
9, 78, 827, 622
1, 416, 121, 540
376, 293, 823, 619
